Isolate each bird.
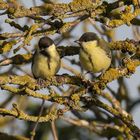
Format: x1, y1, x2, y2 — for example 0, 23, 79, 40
32, 36, 61, 79
76, 32, 111, 73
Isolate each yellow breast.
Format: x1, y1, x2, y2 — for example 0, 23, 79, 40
79, 42, 111, 73
32, 51, 60, 78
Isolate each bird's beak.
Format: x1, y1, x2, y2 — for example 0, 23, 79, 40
39, 50, 43, 54
74, 40, 80, 44
39, 48, 45, 53
39, 47, 45, 51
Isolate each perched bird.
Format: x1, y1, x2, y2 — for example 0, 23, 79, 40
32, 36, 61, 79
77, 32, 111, 73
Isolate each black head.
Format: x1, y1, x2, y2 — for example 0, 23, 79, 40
38, 37, 54, 50
79, 32, 99, 42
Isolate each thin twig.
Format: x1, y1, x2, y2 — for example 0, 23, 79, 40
51, 120, 58, 140
30, 99, 45, 140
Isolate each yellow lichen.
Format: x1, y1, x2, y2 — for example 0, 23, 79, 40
71, 94, 80, 102
0, 40, 17, 54
12, 54, 32, 64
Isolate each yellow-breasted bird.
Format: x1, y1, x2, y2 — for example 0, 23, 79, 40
76, 32, 111, 73
32, 37, 61, 79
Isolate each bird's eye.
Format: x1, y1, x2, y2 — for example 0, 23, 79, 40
39, 44, 49, 50
84, 39, 88, 42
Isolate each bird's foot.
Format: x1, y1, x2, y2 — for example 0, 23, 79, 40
37, 78, 46, 88
83, 71, 91, 78
77, 71, 91, 80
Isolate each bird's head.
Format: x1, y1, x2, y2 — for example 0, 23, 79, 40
38, 37, 55, 52
75, 32, 99, 48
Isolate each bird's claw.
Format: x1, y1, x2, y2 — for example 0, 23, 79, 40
37, 78, 46, 88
